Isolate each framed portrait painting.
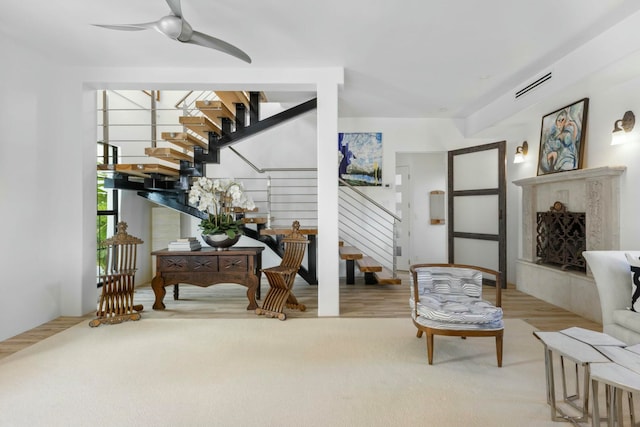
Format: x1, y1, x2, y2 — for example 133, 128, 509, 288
537, 98, 588, 176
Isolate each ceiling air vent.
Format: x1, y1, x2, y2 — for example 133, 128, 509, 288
515, 72, 552, 99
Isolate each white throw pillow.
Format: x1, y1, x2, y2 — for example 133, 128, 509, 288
624, 253, 640, 312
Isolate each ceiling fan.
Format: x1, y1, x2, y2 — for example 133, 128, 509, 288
93, 0, 251, 63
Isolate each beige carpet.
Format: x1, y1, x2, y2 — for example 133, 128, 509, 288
0, 318, 564, 426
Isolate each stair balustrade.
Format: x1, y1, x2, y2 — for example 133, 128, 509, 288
338, 178, 400, 279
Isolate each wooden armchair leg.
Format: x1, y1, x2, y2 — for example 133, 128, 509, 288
496, 334, 503, 367
416, 329, 423, 338
426, 332, 434, 365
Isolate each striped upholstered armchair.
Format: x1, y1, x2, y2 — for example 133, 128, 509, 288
409, 264, 504, 366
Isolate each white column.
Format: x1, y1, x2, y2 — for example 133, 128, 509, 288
316, 80, 340, 316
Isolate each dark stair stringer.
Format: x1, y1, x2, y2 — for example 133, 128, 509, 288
209, 98, 317, 150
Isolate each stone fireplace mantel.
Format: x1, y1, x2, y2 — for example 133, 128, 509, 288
513, 166, 626, 322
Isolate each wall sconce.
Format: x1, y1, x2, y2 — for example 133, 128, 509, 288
513, 141, 528, 163
429, 190, 445, 225
611, 110, 635, 145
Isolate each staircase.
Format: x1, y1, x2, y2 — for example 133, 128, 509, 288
339, 243, 401, 286
337, 177, 401, 284
97, 89, 400, 285
99, 91, 316, 190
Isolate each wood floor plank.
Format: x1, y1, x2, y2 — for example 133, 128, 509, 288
0, 272, 602, 360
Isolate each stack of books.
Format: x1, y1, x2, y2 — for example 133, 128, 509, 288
168, 237, 202, 251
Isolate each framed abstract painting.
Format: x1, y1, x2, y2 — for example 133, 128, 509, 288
537, 98, 589, 176
338, 132, 382, 186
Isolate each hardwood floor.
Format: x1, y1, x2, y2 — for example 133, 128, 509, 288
0, 273, 602, 360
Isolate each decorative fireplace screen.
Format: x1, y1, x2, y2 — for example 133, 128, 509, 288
536, 201, 586, 272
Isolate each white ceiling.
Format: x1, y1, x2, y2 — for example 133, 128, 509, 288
3, 0, 640, 121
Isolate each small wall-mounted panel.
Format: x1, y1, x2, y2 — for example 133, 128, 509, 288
429, 190, 445, 225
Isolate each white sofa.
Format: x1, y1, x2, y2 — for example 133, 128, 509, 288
583, 251, 640, 345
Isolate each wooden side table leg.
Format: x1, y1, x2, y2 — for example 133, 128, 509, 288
245, 275, 258, 311
151, 275, 167, 310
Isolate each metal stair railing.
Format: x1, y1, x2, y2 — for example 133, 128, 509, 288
175, 90, 218, 117
98, 89, 208, 165
338, 178, 401, 275
226, 147, 317, 229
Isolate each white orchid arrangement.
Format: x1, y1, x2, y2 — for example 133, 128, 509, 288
188, 177, 255, 238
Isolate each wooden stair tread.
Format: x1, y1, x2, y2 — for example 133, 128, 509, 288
230, 207, 258, 213
214, 91, 250, 112
179, 116, 220, 139
338, 243, 399, 284
161, 132, 207, 150
195, 100, 235, 127
104, 163, 179, 178
339, 246, 363, 260
242, 217, 268, 225
356, 256, 383, 272
144, 147, 193, 164
374, 268, 402, 285
261, 227, 318, 236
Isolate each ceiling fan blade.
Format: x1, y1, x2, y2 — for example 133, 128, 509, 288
187, 31, 252, 63
165, 0, 182, 18
93, 22, 158, 32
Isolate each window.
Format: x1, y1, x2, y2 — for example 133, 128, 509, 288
97, 142, 119, 282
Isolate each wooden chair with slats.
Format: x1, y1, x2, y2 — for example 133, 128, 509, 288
255, 221, 308, 320
89, 221, 144, 327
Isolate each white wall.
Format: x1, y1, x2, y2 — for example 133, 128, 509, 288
584, 75, 640, 250
120, 192, 154, 286
503, 76, 640, 275
397, 153, 448, 265
4, 17, 640, 340
340, 77, 640, 285
0, 36, 68, 340
338, 117, 495, 271
205, 107, 318, 177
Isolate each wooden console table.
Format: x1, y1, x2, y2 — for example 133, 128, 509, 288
151, 247, 264, 311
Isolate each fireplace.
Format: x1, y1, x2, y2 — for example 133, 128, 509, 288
536, 201, 586, 272
513, 166, 625, 322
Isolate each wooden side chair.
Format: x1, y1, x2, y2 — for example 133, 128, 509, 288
256, 221, 308, 320
89, 221, 144, 327
409, 263, 504, 366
